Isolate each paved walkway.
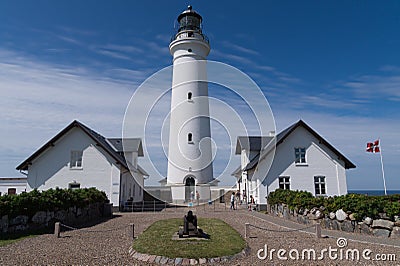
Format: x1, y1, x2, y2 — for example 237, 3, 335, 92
0, 203, 399, 265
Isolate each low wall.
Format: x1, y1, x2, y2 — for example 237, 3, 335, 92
0, 202, 112, 235
270, 204, 400, 239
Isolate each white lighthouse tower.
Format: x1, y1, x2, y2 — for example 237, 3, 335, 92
167, 6, 214, 203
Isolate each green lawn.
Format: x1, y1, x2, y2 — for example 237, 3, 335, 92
132, 218, 246, 259
0, 228, 49, 247
0, 234, 36, 247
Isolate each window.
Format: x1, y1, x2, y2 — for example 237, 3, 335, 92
314, 176, 326, 196
70, 150, 83, 168
7, 188, 16, 195
278, 176, 290, 190
188, 92, 192, 100
68, 182, 80, 190
188, 133, 193, 142
133, 184, 136, 197
294, 147, 306, 164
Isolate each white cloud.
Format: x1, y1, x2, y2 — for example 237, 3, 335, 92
220, 41, 260, 55
0, 48, 145, 176
343, 71, 400, 100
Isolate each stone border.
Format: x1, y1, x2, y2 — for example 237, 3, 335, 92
128, 246, 250, 265
270, 204, 400, 239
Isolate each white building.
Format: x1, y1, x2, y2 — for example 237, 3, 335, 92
233, 120, 356, 209
16, 120, 148, 208
0, 177, 27, 196
167, 6, 215, 203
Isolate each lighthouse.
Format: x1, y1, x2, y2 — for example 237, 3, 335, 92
167, 6, 214, 203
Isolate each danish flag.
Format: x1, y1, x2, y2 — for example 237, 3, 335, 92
366, 140, 380, 153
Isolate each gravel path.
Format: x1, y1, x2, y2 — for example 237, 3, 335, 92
1, 204, 399, 265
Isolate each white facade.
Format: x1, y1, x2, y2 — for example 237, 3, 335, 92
167, 6, 214, 202
0, 177, 27, 196
17, 121, 147, 207
234, 120, 355, 207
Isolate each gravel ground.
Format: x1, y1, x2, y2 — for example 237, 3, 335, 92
1, 204, 399, 265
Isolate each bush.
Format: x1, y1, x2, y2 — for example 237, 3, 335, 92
268, 189, 400, 221
0, 187, 108, 218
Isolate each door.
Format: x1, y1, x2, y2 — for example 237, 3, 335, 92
184, 176, 195, 202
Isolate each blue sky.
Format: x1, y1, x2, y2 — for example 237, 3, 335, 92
0, 1, 399, 190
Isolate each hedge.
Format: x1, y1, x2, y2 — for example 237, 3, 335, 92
0, 187, 108, 218
268, 189, 400, 221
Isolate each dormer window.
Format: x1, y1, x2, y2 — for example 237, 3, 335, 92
295, 147, 306, 164
70, 150, 83, 168
188, 92, 193, 101
188, 133, 193, 143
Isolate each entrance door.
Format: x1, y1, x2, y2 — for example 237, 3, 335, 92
185, 176, 195, 202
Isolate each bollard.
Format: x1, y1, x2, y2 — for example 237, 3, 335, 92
315, 223, 321, 238
245, 223, 249, 239
54, 222, 60, 238
130, 223, 135, 240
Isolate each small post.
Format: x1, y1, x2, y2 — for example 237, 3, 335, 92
153, 200, 156, 213
245, 223, 249, 239
130, 223, 135, 239
54, 222, 60, 238
315, 223, 321, 238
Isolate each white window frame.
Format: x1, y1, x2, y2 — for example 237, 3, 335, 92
68, 182, 80, 190
294, 147, 307, 164
70, 150, 83, 169
278, 176, 290, 190
314, 176, 326, 196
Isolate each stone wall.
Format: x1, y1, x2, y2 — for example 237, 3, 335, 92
0, 202, 112, 234
270, 204, 400, 239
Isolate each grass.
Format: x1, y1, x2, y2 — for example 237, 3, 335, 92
132, 218, 246, 259
0, 228, 50, 247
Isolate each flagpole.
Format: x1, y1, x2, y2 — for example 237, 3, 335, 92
379, 138, 387, 196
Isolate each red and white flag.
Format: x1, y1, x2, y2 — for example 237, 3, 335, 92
366, 140, 380, 153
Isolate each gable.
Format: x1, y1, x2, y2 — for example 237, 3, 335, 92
238, 120, 355, 172
16, 120, 128, 171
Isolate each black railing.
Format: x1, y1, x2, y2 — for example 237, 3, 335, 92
170, 30, 209, 44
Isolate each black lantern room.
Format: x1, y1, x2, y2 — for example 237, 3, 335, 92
171, 6, 208, 43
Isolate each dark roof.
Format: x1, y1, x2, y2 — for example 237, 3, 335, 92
177, 5, 202, 22
16, 120, 148, 176
233, 120, 356, 173
0, 177, 27, 181
107, 138, 144, 156
235, 136, 273, 154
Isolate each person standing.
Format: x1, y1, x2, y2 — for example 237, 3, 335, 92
190, 191, 194, 203
230, 192, 236, 210
196, 191, 200, 205
248, 195, 255, 211
236, 190, 241, 206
